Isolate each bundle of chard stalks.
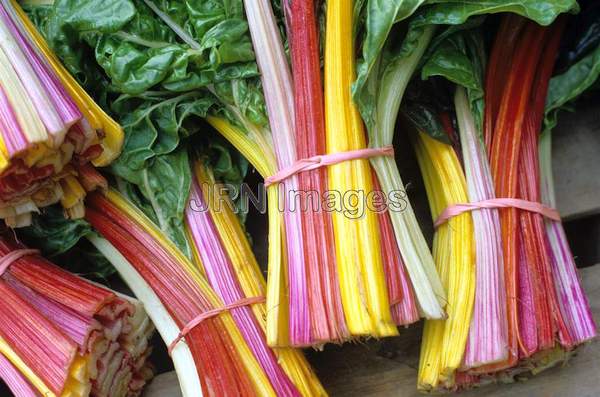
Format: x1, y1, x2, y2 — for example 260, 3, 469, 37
409, 9, 599, 392
0, 236, 154, 397
0, 1, 122, 227
235, 0, 444, 348
4, 0, 598, 395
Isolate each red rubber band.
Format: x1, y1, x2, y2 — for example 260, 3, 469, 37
434, 198, 561, 228
264, 145, 395, 187
0, 249, 39, 276
167, 295, 265, 355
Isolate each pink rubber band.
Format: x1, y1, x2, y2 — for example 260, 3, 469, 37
434, 198, 561, 228
0, 249, 39, 276
167, 295, 265, 355
264, 145, 395, 187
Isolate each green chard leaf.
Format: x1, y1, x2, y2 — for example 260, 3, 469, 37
109, 91, 215, 185
19, 206, 93, 257
421, 28, 485, 133
53, 0, 136, 32
138, 149, 193, 257
18, 207, 115, 280
414, 0, 578, 27
353, 0, 427, 131
402, 101, 451, 144
545, 43, 600, 132
194, 136, 250, 223
206, 140, 249, 189
27, 0, 259, 259
40, 0, 259, 95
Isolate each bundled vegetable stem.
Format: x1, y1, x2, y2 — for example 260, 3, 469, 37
454, 87, 507, 369
0, 237, 154, 397
86, 190, 273, 397
243, 0, 310, 347
285, 0, 349, 345
0, 0, 123, 226
363, 23, 446, 320
415, 129, 475, 390
185, 163, 300, 396
324, 0, 397, 338
186, 160, 326, 396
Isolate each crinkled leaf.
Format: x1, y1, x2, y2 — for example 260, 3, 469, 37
40, 0, 258, 95
110, 92, 215, 185
53, 0, 136, 33
25, 4, 113, 105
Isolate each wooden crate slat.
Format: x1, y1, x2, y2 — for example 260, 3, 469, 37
144, 265, 600, 397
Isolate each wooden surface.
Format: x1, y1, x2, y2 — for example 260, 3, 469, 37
553, 101, 600, 220
145, 265, 600, 397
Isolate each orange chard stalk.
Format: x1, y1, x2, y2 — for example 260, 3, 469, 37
487, 19, 551, 370
483, 15, 526, 153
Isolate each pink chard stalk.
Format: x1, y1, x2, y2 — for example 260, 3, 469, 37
454, 88, 508, 368
243, 0, 310, 346
185, 174, 300, 396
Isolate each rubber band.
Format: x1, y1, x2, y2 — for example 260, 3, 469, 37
434, 198, 561, 228
0, 249, 39, 276
264, 145, 394, 187
167, 296, 265, 355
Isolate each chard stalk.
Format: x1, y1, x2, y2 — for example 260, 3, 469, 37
368, 25, 446, 319
325, 0, 397, 338
185, 174, 300, 396
286, 0, 349, 342
0, 353, 39, 397
539, 131, 597, 344
88, 235, 203, 397
454, 87, 507, 368
243, 0, 309, 346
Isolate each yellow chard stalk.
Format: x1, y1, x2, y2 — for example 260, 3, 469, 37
324, 0, 396, 337
414, 131, 475, 390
